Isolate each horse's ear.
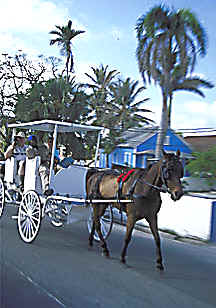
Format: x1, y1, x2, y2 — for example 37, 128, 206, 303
176, 149, 181, 157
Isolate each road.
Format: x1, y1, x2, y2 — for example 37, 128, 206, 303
0, 205, 216, 308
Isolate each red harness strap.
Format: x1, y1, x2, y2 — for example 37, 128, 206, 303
117, 169, 135, 183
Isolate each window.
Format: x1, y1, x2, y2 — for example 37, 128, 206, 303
164, 136, 170, 145
113, 153, 117, 163
124, 152, 131, 166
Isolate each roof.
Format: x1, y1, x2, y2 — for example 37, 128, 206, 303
184, 134, 216, 152
118, 126, 157, 148
8, 119, 104, 134
183, 130, 216, 137
117, 125, 192, 153
118, 126, 188, 145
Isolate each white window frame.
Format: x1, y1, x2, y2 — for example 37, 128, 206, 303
124, 152, 131, 166
164, 135, 170, 146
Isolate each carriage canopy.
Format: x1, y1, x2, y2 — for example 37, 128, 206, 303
8, 119, 104, 133
8, 119, 104, 177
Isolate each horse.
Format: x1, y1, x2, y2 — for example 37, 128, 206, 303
86, 150, 184, 270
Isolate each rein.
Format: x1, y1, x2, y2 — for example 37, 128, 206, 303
137, 177, 168, 193
137, 164, 169, 193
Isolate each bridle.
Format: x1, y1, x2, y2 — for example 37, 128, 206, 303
137, 163, 169, 193
137, 157, 183, 194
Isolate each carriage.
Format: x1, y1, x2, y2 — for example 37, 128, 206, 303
0, 119, 131, 243
0, 119, 185, 270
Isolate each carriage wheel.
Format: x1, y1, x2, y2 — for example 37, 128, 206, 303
44, 198, 64, 228
17, 190, 42, 243
87, 204, 113, 241
0, 178, 5, 218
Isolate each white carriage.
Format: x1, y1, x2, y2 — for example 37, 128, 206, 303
0, 120, 118, 243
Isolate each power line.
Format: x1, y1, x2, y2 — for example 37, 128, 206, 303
104, 126, 216, 134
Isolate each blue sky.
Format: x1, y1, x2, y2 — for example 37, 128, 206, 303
0, 0, 215, 131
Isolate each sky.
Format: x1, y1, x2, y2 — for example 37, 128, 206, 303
0, 0, 215, 132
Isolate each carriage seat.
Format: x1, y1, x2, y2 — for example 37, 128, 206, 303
4, 157, 19, 189
24, 156, 55, 195
24, 156, 42, 194
0, 160, 5, 179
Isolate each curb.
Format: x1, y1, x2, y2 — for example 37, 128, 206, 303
113, 216, 212, 246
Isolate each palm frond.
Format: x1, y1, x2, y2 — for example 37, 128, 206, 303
49, 30, 62, 36
178, 9, 207, 56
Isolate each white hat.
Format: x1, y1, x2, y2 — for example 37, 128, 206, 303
15, 132, 25, 138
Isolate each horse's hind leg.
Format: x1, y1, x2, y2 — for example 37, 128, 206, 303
148, 215, 164, 271
121, 217, 135, 263
89, 220, 95, 247
95, 205, 110, 257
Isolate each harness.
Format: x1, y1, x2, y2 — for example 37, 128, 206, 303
116, 169, 145, 214
137, 165, 168, 194
117, 169, 136, 183
117, 169, 141, 198
88, 163, 170, 214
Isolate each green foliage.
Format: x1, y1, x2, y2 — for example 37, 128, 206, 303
15, 77, 89, 122
109, 77, 153, 130
187, 146, 216, 186
15, 76, 91, 160
84, 64, 153, 154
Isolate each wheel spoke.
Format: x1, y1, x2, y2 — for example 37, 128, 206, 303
18, 191, 41, 243
30, 220, 37, 232
29, 222, 35, 238
21, 219, 28, 235
22, 200, 30, 213
31, 215, 40, 226
32, 208, 40, 216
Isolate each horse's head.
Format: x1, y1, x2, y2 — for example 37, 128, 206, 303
161, 149, 184, 201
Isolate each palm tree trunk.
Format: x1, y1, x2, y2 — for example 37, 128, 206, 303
155, 95, 168, 159
168, 94, 172, 128
66, 54, 70, 82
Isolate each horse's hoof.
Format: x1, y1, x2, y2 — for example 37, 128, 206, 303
102, 251, 110, 258
121, 258, 126, 264
156, 264, 164, 271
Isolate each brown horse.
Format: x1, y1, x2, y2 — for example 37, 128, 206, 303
86, 150, 184, 270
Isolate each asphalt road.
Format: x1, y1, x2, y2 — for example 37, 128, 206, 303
0, 205, 216, 308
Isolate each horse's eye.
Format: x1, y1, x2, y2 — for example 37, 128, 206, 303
163, 168, 170, 179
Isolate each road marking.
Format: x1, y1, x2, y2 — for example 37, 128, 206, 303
5, 261, 67, 307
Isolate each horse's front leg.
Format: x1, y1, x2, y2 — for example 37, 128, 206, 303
148, 215, 164, 271
94, 205, 110, 257
121, 216, 135, 263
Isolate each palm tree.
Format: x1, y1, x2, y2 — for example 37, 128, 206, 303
49, 20, 85, 80
136, 5, 209, 158
108, 77, 153, 130
100, 77, 153, 158
84, 64, 119, 123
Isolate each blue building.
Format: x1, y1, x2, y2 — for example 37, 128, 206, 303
99, 126, 193, 173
